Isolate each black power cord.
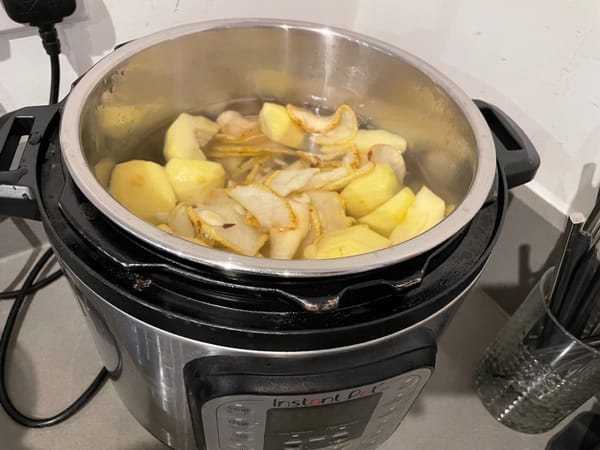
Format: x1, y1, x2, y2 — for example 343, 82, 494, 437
38, 23, 62, 105
0, 269, 63, 300
0, 0, 109, 428
0, 249, 109, 427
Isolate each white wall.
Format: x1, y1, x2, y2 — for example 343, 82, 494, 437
0, 0, 359, 110
1, 0, 598, 217
353, 0, 600, 218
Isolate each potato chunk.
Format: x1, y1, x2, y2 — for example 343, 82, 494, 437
390, 186, 445, 245
163, 113, 219, 161
304, 225, 390, 259
259, 102, 305, 149
358, 187, 415, 236
340, 163, 399, 217
109, 160, 176, 223
165, 159, 226, 203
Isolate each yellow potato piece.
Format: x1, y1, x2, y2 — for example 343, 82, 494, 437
354, 129, 407, 153
340, 163, 399, 217
319, 161, 375, 191
165, 159, 226, 203
94, 157, 115, 189
358, 187, 416, 237
259, 102, 305, 149
183, 236, 211, 247
109, 160, 176, 224
163, 113, 220, 162
390, 186, 446, 245
157, 224, 173, 234
305, 225, 390, 259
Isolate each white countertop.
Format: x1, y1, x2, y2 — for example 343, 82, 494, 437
0, 247, 595, 450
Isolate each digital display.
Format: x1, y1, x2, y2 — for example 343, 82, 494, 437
266, 393, 381, 432
264, 393, 382, 449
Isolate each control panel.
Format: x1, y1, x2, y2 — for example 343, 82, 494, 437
200, 368, 431, 450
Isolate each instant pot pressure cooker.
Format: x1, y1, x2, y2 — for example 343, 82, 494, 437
0, 20, 539, 450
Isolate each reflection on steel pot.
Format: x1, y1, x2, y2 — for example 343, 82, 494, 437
60, 19, 500, 277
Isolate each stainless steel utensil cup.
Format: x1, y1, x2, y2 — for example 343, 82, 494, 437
474, 268, 600, 433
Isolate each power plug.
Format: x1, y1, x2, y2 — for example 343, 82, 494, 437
1, 0, 77, 103
1, 0, 76, 26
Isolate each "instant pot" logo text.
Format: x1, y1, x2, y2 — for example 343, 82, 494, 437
272, 384, 382, 408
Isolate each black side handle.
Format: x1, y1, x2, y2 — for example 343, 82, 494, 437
474, 100, 540, 189
0, 105, 60, 220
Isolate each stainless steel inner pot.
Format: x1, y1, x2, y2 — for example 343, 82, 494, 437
60, 19, 496, 277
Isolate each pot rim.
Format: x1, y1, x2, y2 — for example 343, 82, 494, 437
60, 18, 496, 278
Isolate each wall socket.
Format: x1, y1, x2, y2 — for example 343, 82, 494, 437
0, 0, 88, 33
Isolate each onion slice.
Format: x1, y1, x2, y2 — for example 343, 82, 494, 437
189, 190, 267, 256
311, 105, 358, 146
265, 168, 319, 197
370, 144, 406, 185
227, 185, 297, 230
269, 200, 311, 259
307, 191, 354, 233
286, 104, 343, 133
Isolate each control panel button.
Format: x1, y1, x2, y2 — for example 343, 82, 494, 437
308, 436, 326, 443
224, 403, 255, 417
397, 376, 419, 389
225, 417, 259, 430
381, 395, 403, 408
228, 431, 255, 442
394, 391, 408, 401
